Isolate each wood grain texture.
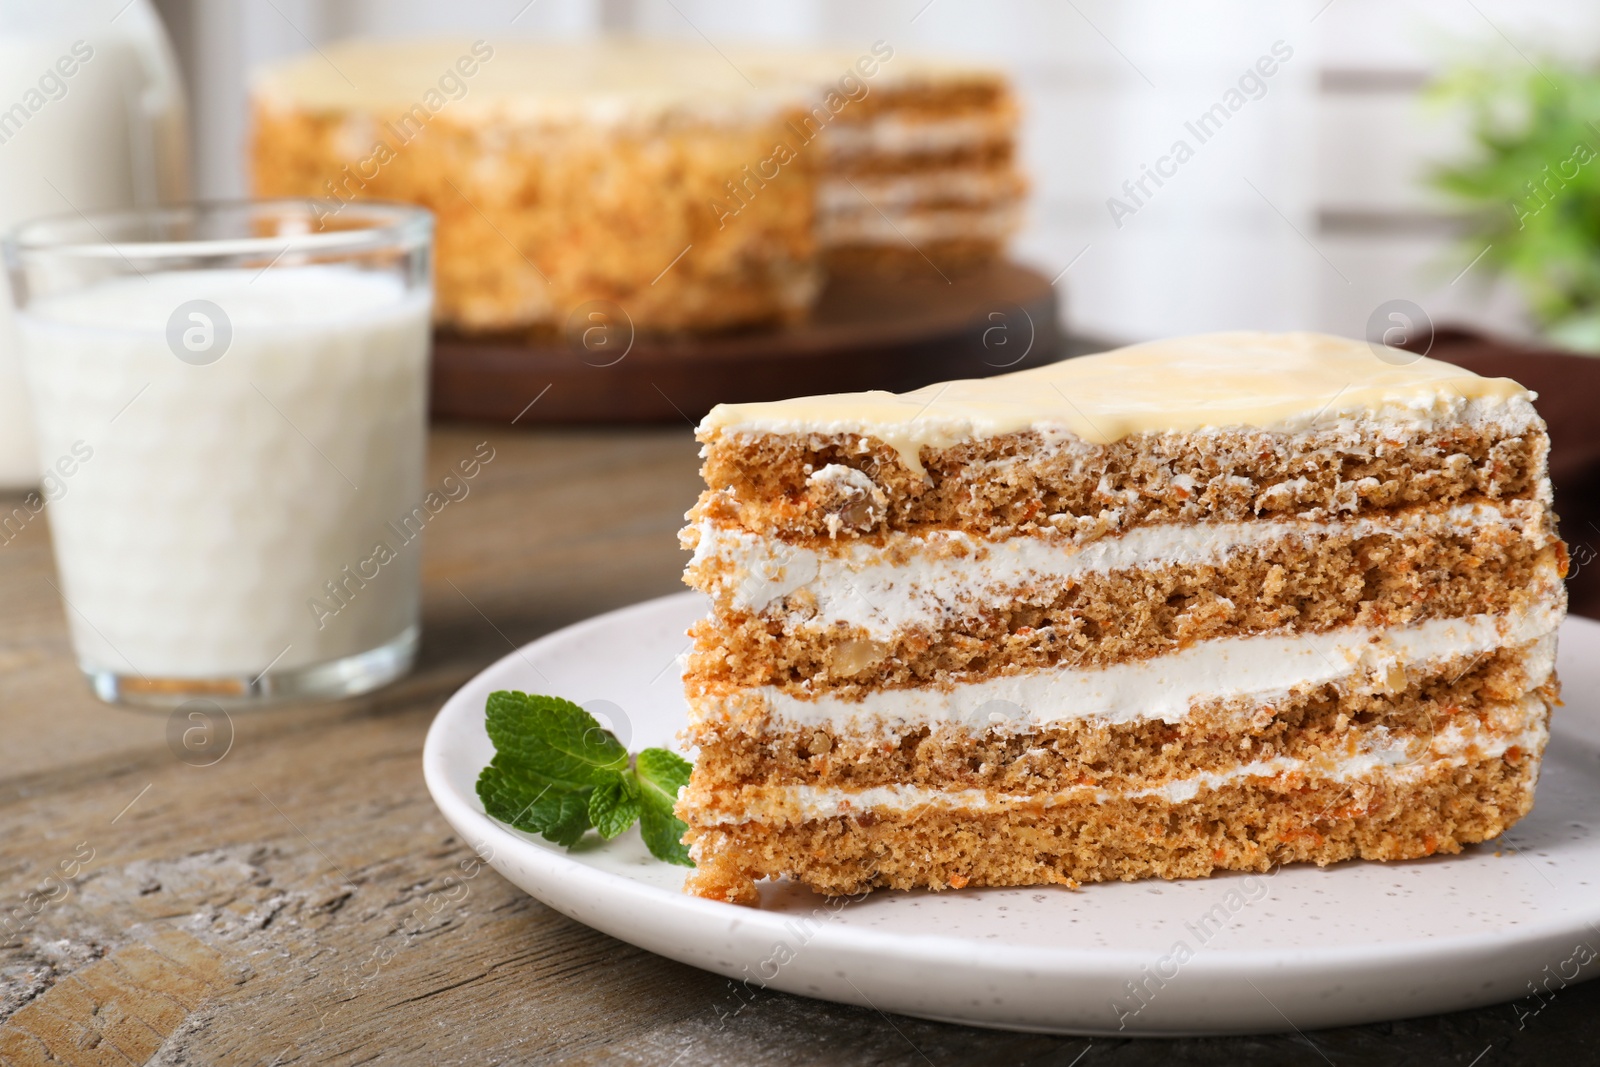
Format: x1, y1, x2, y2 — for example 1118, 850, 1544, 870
0, 424, 1595, 1067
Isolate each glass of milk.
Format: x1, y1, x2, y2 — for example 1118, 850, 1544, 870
4, 200, 433, 706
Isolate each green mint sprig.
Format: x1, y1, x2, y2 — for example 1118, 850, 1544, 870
475, 691, 694, 866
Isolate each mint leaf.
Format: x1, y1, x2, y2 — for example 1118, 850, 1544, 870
476, 757, 593, 846
636, 747, 694, 867
636, 747, 692, 802
639, 802, 692, 867
588, 775, 641, 840
525, 790, 593, 848
477, 691, 695, 866
485, 691, 628, 790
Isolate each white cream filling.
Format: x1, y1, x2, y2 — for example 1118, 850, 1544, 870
692, 503, 1547, 638
817, 203, 1021, 243
821, 112, 1015, 159
700, 602, 1563, 732
817, 169, 1023, 212
700, 702, 1548, 824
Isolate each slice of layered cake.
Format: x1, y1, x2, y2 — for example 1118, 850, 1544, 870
676, 332, 1566, 904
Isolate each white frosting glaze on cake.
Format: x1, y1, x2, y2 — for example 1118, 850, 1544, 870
690, 502, 1545, 638
255, 40, 800, 126
690, 599, 1562, 732
699, 332, 1537, 475
697, 703, 1548, 824
817, 169, 1023, 211
253, 39, 1008, 130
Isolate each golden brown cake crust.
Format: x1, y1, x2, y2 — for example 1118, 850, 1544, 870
837, 79, 1013, 121
251, 105, 819, 333
824, 142, 1017, 176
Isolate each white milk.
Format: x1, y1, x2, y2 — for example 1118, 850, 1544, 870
0, 3, 188, 487
18, 267, 430, 678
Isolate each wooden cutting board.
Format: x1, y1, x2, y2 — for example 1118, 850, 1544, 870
429, 260, 1061, 424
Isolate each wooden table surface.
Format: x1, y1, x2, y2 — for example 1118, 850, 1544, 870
2, 424, 1596, 1066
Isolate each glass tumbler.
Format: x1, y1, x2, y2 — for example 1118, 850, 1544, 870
4, 199, 433, 706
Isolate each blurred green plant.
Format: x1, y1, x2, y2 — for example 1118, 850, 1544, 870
1430, 60, 1600, 350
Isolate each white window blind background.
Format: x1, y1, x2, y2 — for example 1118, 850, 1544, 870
154, 0, 1598, 348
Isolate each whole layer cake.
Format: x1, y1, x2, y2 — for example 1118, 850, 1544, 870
251, 40, 1022, 333
675, 331, 1566, 904
252, 40, 818, 334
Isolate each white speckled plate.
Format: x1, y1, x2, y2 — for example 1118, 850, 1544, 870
422, 592, 1600, 1036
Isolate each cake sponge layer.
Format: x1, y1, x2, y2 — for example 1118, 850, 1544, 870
693, 421, 1546, 541
682, 748, 1542, 901
683, 643, 1552, 801
684, 505, 1560, 693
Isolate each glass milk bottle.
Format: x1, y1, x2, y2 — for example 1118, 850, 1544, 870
0, 0, 187, 489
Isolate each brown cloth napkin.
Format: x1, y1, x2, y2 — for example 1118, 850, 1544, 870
1423, 329, 1600, 620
